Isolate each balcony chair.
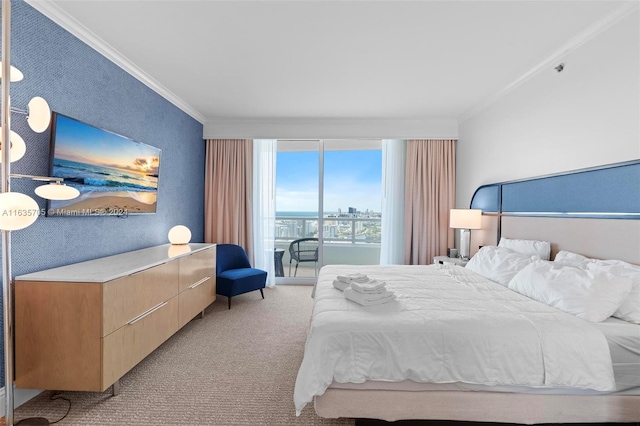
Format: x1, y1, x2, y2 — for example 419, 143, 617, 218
216, 244, 267, 309
288, 237, 319, 277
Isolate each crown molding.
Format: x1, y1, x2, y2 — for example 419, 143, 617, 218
25, 0, 206, 124
457, 1, 640, 124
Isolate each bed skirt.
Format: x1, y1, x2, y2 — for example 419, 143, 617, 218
314, 388, 640, 423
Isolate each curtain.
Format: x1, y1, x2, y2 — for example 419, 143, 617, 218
404, 139, 456, 265
204, 139, 254, 262
380, 139, 406, 265
252, 139, 277, 287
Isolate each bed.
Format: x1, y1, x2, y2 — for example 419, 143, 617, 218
294, 161, 640, 423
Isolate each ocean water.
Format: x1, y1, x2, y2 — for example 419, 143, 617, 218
276, 211, 319, 217
53, 158, 158, 194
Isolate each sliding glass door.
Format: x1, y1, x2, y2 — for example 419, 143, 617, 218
275, 140, 320, 283
275, 139, 382, 284
321, 140, 382, 269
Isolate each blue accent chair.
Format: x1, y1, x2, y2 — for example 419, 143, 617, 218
216, 244, 267, 309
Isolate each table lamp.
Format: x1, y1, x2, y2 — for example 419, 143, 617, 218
449, 209, 482, 260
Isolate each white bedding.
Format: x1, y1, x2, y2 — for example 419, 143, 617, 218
327, 316, 640, 395
594, 317, 640, 393
294, 264, 617, 415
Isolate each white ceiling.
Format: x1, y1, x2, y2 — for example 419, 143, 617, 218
30, 1, 630, 124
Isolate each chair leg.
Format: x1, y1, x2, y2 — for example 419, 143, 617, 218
294, 261, 299, 277
289, 261, 292, 277
260, 288, 264, 299
228, 297, 231, 310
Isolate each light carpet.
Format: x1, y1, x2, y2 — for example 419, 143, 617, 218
14, 285, 354, 426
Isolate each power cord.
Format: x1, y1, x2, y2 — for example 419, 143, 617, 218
48, 393, 71, 424
15, 392, 72, 426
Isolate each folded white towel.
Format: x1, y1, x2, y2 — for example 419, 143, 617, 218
332, 279, 349, 292
344, 287, 396, 306
336, 273, 370, 284
350, 279, 387, 294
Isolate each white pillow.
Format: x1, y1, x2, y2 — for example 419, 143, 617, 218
499, 237, 551, 260
554, 250, 589, 268
508, 260, 632, 323
465, 246, 537, 286
554, 251, 640, 324
585, 261, 640, 324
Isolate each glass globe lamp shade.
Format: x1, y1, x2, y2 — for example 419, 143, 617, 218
168, 225, 191, 245
0, 128, 26, 163
27, 97, 51, 133
35, 183, 80, 201
0, 192, 39, 230
0, 62, 24, 82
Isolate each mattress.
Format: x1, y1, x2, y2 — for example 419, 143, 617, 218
295, 264, 636, 415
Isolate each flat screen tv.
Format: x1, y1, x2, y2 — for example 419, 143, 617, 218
47, 113, 161, 216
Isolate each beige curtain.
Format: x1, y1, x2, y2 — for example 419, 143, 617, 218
204, 139, 254, 261
404, 139, 456, 265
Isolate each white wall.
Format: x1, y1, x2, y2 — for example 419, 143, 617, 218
456, 10, 639, 208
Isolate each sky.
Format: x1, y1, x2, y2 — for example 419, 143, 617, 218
276, 149, 382, 213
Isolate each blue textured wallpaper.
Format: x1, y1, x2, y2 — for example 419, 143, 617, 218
0, 1, 205, 386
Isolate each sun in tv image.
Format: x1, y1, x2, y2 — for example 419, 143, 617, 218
48, 113, 162, 216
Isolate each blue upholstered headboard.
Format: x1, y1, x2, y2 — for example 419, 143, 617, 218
471, 160, 640, 218
469, 160, 640, 264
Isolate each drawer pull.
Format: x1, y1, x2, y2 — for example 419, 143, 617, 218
128, 301, 168, 325
188, 276, 211, 289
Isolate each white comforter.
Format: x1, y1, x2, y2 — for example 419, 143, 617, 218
294, 264, 616, 415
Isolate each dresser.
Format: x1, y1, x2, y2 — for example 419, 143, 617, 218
14, 243, 216, 393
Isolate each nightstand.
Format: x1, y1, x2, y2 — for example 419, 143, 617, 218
433, 256, 468, 267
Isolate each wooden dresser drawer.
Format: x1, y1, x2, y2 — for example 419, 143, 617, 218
15, 281, 102, 391
178, 247, 215, 292
178, 276, 216, 328
102, 295, 179, 390
102, 260, 179, 336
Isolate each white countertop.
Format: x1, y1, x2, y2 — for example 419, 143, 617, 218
16, 243, 215, 283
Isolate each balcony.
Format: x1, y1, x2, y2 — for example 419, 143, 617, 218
274, 215, 381, 278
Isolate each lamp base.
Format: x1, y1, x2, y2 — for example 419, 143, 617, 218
459, 228, 471, 260
16, 417, 50, 426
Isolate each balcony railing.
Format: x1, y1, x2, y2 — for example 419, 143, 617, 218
274, 215, 381, 276
275, 215, 381, 245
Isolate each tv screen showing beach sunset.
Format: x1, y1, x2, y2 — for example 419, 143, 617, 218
47, 113, 161, 216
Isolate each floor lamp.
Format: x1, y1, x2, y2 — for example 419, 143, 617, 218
1, 1, 79, 424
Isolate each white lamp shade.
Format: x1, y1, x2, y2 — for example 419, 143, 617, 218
0, 192, 39, 230
168, 244, 192, 258
35, 183, 80, 200
449, 209, 482, 230
0, 128, 26, 163
27, 97, 51, 133
168, 225, 191, 245
0, 62, 24, 82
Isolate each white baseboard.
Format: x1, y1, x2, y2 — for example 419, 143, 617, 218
0, 386, 44, 417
